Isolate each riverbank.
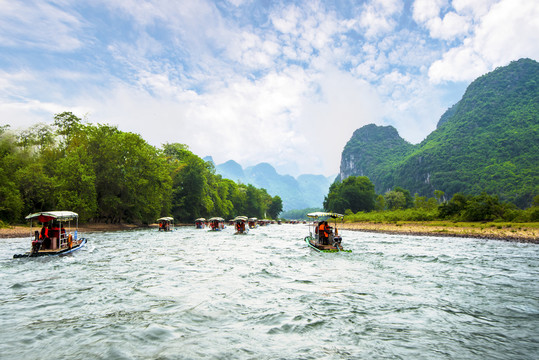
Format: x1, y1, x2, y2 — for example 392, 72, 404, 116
340, 221, 539, 244
0, 223, 145, 239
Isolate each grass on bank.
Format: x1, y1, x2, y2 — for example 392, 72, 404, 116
341, 208, 539, 229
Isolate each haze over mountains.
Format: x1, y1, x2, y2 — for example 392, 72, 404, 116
339, 58, 538, 208
204, 158, 333, 211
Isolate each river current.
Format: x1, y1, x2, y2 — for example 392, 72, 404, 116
1, 224, 538, 359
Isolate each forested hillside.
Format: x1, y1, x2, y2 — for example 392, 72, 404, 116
0, 113, 282, 224
339, 58, 538, 208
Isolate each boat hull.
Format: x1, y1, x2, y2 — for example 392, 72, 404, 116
13, 238, 88, 258
304, 236, 351, 253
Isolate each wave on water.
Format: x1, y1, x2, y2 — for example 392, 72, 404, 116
1, 225, 538, 359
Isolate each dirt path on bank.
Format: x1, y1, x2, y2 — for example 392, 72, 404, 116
339, 222, 539, 244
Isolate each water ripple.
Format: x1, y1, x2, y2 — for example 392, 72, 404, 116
1, 225, 538, 359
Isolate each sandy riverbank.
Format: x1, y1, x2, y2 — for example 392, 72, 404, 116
339, 222, 539, 244
0, 223, 146, 239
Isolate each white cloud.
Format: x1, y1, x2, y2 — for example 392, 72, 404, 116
429, 0, 539, 83
412, 0, 447, 24
359, 0, 404, 38
427, 11, 470, 40
0, 0, 83, 51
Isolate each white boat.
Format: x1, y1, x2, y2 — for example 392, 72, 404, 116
248, 217, 258, 229
13, 211, 87, 258
304, 212, 351, 253
233, 216, 248, 234
208, 217, 225, 231
157, 217, 174, 231
195, 218, 206, 229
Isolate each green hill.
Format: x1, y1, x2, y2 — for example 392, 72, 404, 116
339, 58, 539, 208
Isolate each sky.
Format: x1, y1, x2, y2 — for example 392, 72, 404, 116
1, 0, 538, 177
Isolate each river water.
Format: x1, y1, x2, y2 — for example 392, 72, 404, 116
1, 225, 538, 359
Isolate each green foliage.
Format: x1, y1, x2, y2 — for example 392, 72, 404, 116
0, 114, 272, 225
324, 176, 376, 213
438, 192, 513, 222
345, 208, 438, 222
267, 196, 283, 219
384, 191, 406, 210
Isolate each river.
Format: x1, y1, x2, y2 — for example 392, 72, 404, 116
1, 224, 538, 359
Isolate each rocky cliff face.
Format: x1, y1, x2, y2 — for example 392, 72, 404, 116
339, 124, 413, 193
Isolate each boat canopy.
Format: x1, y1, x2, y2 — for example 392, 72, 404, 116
195, 218, 206, 222
234, 216, 248, 222
209, 217, 224, 221
307, 212, 344, 220
26, 211, 78, 222
248, 217, 257, 221
157, 217, 174, 222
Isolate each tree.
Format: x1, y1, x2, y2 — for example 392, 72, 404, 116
54, 111, 84, 147
324, 176, 376, 213
434, 190, 445, 204
384, 190, 406, 210
87, 125, 169, 223
268, 195, 283, 219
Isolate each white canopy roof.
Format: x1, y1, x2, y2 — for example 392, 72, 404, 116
157, 217, 174, 221
26, 211, 78, 221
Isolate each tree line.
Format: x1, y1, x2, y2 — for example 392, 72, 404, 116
323, 176, 539, 222
0, 113, 282, 225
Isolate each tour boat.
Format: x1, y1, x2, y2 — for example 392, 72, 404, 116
13, 211, 87, 258
157, 217, 174, 231
195, 218, 206, 229
248, 217, 258, 229
233, 216, 248, 234
304, 212, 351, 253
208, 217, 225, 231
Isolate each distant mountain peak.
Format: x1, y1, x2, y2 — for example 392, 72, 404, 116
215, 160, 332, 210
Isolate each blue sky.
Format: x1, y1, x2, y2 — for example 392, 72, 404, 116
1, 0, 538, 176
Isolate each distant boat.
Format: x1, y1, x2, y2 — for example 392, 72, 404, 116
304, 212, 351, 253
13, 211, 87, 258
195, 218, 206, 229
208, 217, 225, 231
157, 217, 174, 231
233, 216, 248, 235
248, 217, 258, 229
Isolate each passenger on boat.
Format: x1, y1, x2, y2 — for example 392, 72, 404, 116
236, 222, 245, 232
39, 224, 51, 249
318, 221, 330, 245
